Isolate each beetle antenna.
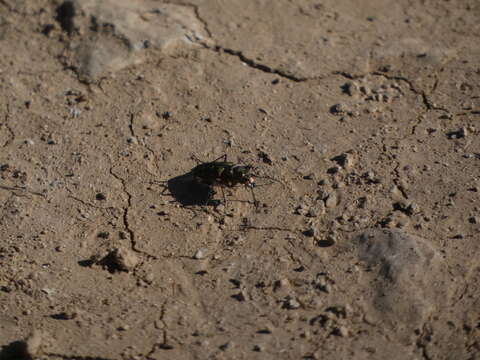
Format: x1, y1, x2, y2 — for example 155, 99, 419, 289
249, 186, 259, 209
191, 154, 204, 164
212, 154, 227, 162
254, 174, 281, 183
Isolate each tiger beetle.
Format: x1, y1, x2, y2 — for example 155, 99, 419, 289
189, 154, 260, 208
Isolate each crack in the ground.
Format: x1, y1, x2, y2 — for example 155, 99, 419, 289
213, 46, 308, 82
451, 282, 469, 307
0, 184, 46, 198
200, 41, 455, 99
166, 3, 359, 83
240, 225, 296, 232
372, 72, 449, 113
2, 103, 15, 147
128, 113, 135, 138
188, 31, 310, 81
44, 353, 115, 360
410, 115, 423, 135
129, 112, 161, 177
333, 71, 363, 80
109, 167, 158, 260
0, 0, 44, 16
109, 168, 136, 249
175, 3, 311, 82
392, 162, 409, 200
199, 47, 456, 114
67, 194, 106, 210
3, 123, 15, 147
188, 2, 212, 38
145, 301, 172, 358
431, 76, 439, 94
164, 0, 212, 38
416, 323, 433, 360
337, 71, 451, 135
142, 141, 162, 176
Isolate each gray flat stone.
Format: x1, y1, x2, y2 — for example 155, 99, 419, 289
66, 0, 209, 81
354, 229, 449, 343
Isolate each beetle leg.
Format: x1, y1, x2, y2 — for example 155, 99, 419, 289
220, 187, 227, 207
211, 154, 227, 162
249, 185, 259, 209
192, 154, 204, 164
204, 187, 217, 205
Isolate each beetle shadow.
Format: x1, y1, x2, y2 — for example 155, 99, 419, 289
164, 173, 216, 206
0, 340, 29, 360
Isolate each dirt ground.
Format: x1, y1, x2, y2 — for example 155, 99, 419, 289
0, 0, 479, 359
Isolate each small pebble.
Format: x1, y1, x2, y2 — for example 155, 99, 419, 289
231, 291, 246, 302
447, 127, 468, 139
363, 314, 376, 325
295, 204, 309, 215
330, 103, 348, 114
257, 326, 273, 334
219, 342, 232, 351
194, 248, 207, 260
363, 171, 379, 183
307, 205, 324, 217
284, 297, 301, 309
317, 236, 336, 247
325, 192, 338, 208
336, 326, 349, 337
330, 153, 354, 169
215, 204, 225, 213
327, 166, 340, 174
342, 81, 359, 97
98, 247, 139, 272
252, 344, 263, 352
303, 228, 316, 237
144, 273, 154, 284
97, 231, 110, 239
52, 310, 77, 320
41, 288, 55, 296
317, 189, 329, 201
469, 216, 479, 224
25, 330, 43, 358
162, 111, 172, 119
258, 151, 273, 165
407, 203, 421, 215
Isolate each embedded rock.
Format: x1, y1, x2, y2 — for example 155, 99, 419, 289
353, 229, 449, 343
62, 0, 209, 81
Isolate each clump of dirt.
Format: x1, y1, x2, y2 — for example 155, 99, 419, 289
95, 247, 140, 273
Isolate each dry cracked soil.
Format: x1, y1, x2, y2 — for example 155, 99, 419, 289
0, 0, 479, 359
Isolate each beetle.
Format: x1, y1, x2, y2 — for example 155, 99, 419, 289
189, 154, 259, 207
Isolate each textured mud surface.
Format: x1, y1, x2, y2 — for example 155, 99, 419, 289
0, 0, 479, 359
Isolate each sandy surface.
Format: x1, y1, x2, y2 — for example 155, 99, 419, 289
0, 0, 479, 359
